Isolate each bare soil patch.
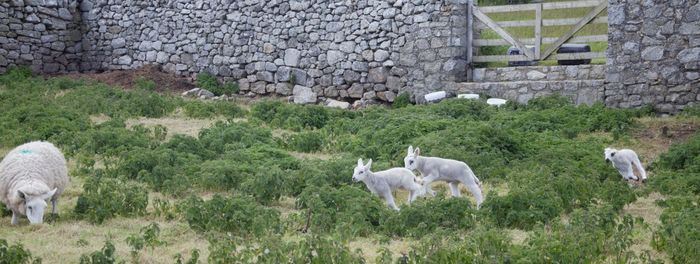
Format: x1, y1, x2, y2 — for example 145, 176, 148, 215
56, 65, 195, 93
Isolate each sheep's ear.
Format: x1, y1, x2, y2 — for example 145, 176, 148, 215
408, 145, 414, 154
41, 188, 57, 200
17, 190, 27, 200
366, 159, 373, 169
357, 158, 363, 167
415, 148, 420, 156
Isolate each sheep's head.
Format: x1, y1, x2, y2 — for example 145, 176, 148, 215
604, 147, 617, 163
404, 146, 420, 171
352, 158, 372, 182
17, 188, 56, 224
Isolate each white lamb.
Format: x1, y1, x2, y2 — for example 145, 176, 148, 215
404, 146, 484, 208
604, 147, 647, 183
351, 158, 424, 211
0, 141, 69, 224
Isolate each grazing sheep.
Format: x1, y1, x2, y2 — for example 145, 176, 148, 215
604, 147, 647, 183
352, 158, 424, 211
0, 141, 69, 224
404, 146, 484, 208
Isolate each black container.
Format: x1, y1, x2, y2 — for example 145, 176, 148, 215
557, 44, 591, 65
507, 46, 537, 66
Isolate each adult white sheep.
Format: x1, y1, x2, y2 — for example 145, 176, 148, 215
404, 146, 484, 208
352, 158, 424, 211
0, 141, 69, 225
604, 147, 647, 183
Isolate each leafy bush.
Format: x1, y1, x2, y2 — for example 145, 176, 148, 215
241, 166, 287, 205
382, 196, 477, 237
79, 240, 119, 264
296, 185, 389, 236
0, 239, 42, 264
483, 188, 564, 230
134, 77, 156, 91
392, 92, 411, 108
401, 227, 514, 264
208, 235, 365, 263
74, 175, 149, 224
178, 194, 281, 236
196, 73, 239, 96
280, 130, 326, 153
126, 223, 164, 259
653, 196, 700, 264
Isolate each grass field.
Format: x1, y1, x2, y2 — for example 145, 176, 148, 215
1, 66, 699, 263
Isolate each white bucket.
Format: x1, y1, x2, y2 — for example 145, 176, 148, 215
457, 94, 480, 100
424, 91, 447, 102
486, 98, 507, 107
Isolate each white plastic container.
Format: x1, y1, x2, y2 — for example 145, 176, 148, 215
457, 94, 480, 100
424, 91, 447, 102
486, 98, 507, 107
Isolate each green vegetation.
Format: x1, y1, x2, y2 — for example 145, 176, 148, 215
0, 239, 41, 264
0, 67, 697, 262
196, 72, 239, 96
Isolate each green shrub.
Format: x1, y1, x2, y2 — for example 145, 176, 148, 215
196, 73, 239, 96
174, 250, 200, 264
126, 223, 164, 260
208, 235, 365, 263
296, 185, 389, 236
402, 227, 513, 263
79, 240, 119, 264
483, 188, 564, 230
178, 194, 281, 236
280, 130, 326, 153
383, 196, 477, 237
0, 239, 42, 264
135, 77, 156, 91
251, 101, 336, 131
241, 166, 287, 205
74, 175, 149, 224
392, 92, 411, 108
653, 196, 700, 264
0, 203, 11, 217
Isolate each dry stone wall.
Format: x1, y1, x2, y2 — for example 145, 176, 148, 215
76, 0, 470, 103
0, 0, 83, 73
606, 0, 700, 113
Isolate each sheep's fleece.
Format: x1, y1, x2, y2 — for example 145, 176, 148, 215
0, 141, 69, 223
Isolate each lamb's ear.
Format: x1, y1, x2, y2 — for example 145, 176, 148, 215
415, 148, 420, 156
366, 159, 373, 169
41, 188, 57, 200
408, 145, 414, 154
17, 190, 27, 200
357, 158, 363, 167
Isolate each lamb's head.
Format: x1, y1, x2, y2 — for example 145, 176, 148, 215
17, 188, 56, 224
604, 147, 617, 163
352, 158, 372, 182
404, 146, 420, 170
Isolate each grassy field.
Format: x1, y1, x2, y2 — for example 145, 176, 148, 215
475, 2, 608, 67
1, 67, 699, 263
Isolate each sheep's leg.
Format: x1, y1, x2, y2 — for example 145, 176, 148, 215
623, 163, 638, 181
51, 198, 58, 215
11, 210, 19, 225
466, 183, 484, 209
449, 182, 461, 197
385, 194, 400, 211
422, 174, 438, 197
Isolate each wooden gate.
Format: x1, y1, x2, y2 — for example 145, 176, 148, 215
467, 0, 608, 65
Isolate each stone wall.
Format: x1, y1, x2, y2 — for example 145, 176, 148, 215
606, 0, 700, 113
449, 65, 605, 105
0, 0, 83, 73
75, 0, 469, 103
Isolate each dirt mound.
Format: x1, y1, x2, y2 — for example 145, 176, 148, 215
59, 65, 195, 93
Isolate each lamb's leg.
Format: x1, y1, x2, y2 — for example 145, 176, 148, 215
422, 174, 438, 197
51, 198, 58, 215
449, 182, 461, 197
385, 194, 400, 211
11, 210, 19, 225
466, 183, 483, 209
624, 163, 638, 181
